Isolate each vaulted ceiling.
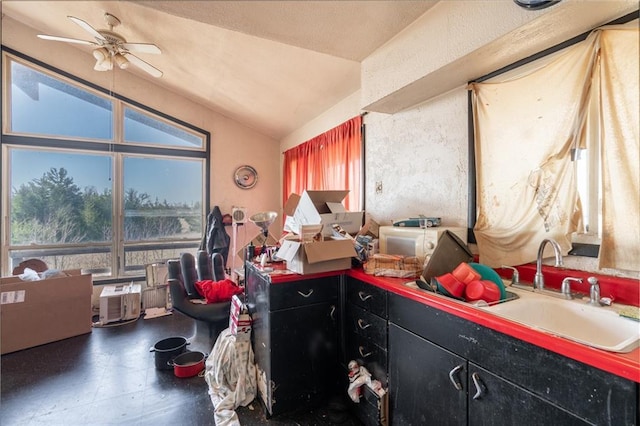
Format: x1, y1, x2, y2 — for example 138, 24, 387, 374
1, 1, 437, 139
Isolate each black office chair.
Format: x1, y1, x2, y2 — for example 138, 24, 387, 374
167, 251, 231, 348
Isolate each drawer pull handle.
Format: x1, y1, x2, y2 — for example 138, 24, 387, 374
297, 289, 314, 298
330, 305, 336, 320
358, 291, 372, 302
357, 319, 371, 330
472, 372, 484, 400
448, 364, 464, 391
358, 346, 372, 358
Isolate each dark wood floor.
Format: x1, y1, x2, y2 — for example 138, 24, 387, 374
1, 311, 361, 425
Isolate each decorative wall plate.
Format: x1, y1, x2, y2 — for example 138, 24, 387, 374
513, 0, 561, 10
234, 165, 258, 189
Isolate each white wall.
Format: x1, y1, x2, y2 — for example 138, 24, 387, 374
364, 89, 468, 227
2, 16, 282, 271
282, 1, 638, 278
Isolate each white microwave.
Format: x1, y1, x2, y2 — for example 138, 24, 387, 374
378, 225, 468, 259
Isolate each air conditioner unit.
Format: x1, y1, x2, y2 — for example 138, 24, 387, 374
99, 283, 142, 324
232, 206, 247, 224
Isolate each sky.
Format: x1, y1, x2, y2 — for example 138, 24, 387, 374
8, 61, 204, 206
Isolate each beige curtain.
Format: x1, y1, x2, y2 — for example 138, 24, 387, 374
471, 23, 639, 271
597, 26, 640, 271
470, 34, 599, 267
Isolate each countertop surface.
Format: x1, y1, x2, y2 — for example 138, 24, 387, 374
346, 268, 640, 384
262, 263, 640, 383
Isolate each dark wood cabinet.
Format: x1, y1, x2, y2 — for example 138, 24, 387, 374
245, 263, 340, 417
389, 323, 588, 426
466, 363, 587, 426
343, 276, 389, 425
246, 268, 638, 425
343, 276, 389, 385
388, 293, 638, 426
389, 323, 466, 426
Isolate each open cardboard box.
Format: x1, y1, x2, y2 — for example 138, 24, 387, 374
235, 232, 279, 261
277, 224, 357, 274
284, 190, 364, 237
1, 269, 93, 354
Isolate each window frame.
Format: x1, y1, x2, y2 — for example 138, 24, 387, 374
1, 48, 210, 281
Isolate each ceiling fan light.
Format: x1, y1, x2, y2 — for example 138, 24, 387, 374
92, 47, 109, 62
114, 53, 129, 69
94, 57, 112, 71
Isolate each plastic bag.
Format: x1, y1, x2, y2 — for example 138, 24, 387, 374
19, 267, 41, 281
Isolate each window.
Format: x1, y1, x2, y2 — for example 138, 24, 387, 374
9, 60, 113, 140
469, 20, 639, 271
2, 52, 209, 279
123, 106, 203, 149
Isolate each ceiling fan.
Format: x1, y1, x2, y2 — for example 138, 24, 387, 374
37, 13, 163, 78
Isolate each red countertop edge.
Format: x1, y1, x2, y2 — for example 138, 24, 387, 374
346, 269, 640, 384
266, 265, 639, 383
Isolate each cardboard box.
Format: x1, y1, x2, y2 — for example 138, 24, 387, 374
236, 233, 279, 261
1, 269, 92, 354
229, 294, 251, 341
277, 227, 357, 274
284, 190, 364, 237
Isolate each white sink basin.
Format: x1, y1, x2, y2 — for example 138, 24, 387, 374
479, 285, 640, 353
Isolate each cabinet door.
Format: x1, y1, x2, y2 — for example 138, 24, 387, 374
244, 263, 272, 411
467, 364, 589, 426
389, 323, 467, 426
269, 302, 338, 416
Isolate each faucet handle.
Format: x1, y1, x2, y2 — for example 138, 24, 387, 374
560, 277, 582, 299
501, 265, 520, 285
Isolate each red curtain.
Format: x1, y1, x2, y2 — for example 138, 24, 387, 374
283, 115, 362, 210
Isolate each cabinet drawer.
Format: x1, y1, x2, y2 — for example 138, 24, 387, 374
351, 385, 388, 426
346, 276, 387, 318
346, 330, 388, 387
346, 303, 387, 348
270, 276, 338, 311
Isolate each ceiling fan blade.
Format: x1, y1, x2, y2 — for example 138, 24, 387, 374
121, 43, 161, 55
37, 34, 96, 46
68, 16, 106, 43
123, 53, 163, 78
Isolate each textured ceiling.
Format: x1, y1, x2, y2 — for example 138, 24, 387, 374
1, 0, 437, 139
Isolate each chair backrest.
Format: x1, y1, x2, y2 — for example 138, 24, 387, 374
179, 253, 201, 298
167, 251, 219, 299
167, 253, 203, 299
211, 252, 226, 281
195, 250, 212, 281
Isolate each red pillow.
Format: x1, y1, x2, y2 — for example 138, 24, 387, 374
195, 279, 243, 304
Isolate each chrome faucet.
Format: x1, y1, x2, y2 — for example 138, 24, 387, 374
587, 277, 601, 306
533, 238, 564, 291
501, 265, 520, 285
